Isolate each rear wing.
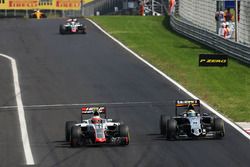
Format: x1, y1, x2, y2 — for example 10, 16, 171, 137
81, 106, 107, 120
175, 100, 200, 115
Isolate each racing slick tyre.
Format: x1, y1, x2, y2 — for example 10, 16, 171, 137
71, 126, 82, 147
119, 124, 129, 145
79, 25, 86, 34
65, 121, 77, 142
82, 29, 86, 34
210, 117, 215, 127
167, 119, 177, 140
214, 118, 225, 138
160, 115, 169, 135
59, 25, 65, 34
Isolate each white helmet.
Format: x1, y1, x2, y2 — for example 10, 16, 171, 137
187, 110, 196, 117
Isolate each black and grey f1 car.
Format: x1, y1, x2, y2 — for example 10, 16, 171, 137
160, 100, 225, 140
59, 18, 86, 34
65, 106, 130, 147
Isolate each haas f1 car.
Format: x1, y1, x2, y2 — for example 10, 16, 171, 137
160, 100, 225, 140
59, 18, 86, 34
65, 106, 130, 147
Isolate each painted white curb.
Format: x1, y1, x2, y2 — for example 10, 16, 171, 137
87, 18, 250, 140
0, 54, 35, 165
236, 122, 250, 135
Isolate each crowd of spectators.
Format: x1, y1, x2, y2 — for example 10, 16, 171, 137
215, 8, 235, 39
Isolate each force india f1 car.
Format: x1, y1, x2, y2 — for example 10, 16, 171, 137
160, 100, 225, 140
59, 18, 86, 34
65, 106, 130, 147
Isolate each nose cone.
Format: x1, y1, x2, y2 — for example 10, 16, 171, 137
95, 138, 106, 143
192, 128, 202, 136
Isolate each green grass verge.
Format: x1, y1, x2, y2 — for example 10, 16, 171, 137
91, 16, 250, 122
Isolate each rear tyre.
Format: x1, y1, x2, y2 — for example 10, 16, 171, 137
214, 118, 225, 138
119, 124, 129, 145
167, 119, 177, 140
160, 115, 169, 135
65, 121, 77, 142
71, 126, 82, 147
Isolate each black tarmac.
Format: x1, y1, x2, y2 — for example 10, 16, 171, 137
0, 18, 249, 167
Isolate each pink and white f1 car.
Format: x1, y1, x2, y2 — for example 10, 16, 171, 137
65, 106, 130, 147
59, 18, 86, 34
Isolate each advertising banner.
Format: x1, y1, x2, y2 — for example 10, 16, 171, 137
8, 0, 39, 9
55, 0, 80, 10
0, 0, 93, 10
199, 54, 228, 67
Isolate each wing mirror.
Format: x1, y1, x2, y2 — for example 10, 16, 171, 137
203, 113, 209, 116
107, 119, 113, 122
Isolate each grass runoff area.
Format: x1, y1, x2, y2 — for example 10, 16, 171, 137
91, 16, 249, 122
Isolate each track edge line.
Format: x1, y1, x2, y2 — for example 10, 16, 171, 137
86, 18, 250, 140
0, 53, 35, 165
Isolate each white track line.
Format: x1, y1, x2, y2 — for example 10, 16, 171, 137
0, 54, 35, 165
0, 101, 156, 109
87, 19, 250, 140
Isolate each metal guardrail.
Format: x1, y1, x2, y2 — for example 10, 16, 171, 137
170, 16, 250, 65
83, 0, 124, 16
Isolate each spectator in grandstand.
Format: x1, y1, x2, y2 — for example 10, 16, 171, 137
215, 11, 224, 22
224, 23, 231, 39
215, 11, 224, 34
219, 22, 226, 36
168, 0, 176, 16
224, 8, 233, 22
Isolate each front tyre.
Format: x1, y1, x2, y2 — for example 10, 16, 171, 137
160, 115, 169, 135
82, 29, 86, 34
119, 124, 129, 145
71, 126, 82, 147
59, 25, 65, 34
65, 121, 77, 142
214, 118, 225, 138
167, 119, 177, 140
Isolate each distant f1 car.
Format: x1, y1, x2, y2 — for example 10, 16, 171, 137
30, 10, 46, 19
65, 106, 130, 147
160, 100, 225, 140
59, 18, 86, 34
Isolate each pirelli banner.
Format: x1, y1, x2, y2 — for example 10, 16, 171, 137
0, 0, 93, 10
199, 54, 228, 67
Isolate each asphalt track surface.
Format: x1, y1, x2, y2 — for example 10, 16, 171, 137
0, 18, 249, 167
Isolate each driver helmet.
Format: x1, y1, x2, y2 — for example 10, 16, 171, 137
91, 116, 101, 124
91, 109, 101, 124
187, 110, 196, 117
93, 109, 100, 116
187, 104, 195, 110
